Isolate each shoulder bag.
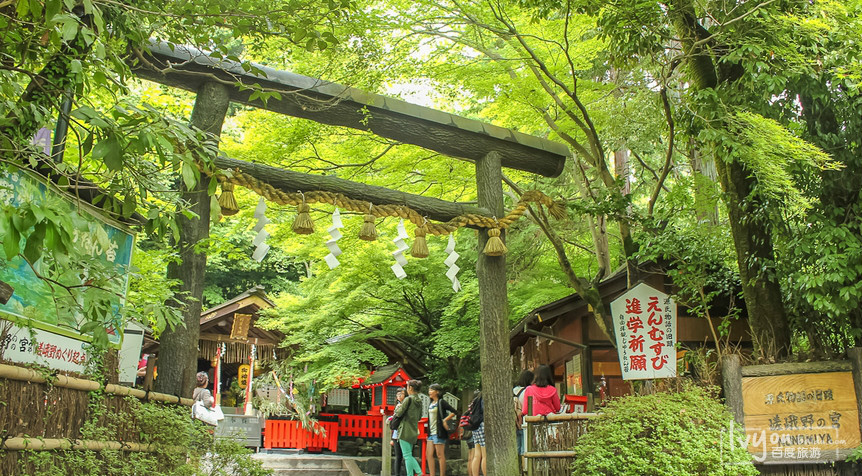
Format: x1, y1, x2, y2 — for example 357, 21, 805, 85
390, 396, 411, 431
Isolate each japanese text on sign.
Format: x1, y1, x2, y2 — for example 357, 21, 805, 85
610, 283, 677, 380
741, 371, 860, 463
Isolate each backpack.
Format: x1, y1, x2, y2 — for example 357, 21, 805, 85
460, 397, 482, 431
514, 387, 526, 427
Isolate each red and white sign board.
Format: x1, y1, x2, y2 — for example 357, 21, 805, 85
610, 283, 677, 380
1, 323, 89, 373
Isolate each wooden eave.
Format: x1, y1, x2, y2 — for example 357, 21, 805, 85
508, 267, 629, 352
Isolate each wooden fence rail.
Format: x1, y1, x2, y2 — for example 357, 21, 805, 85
524, 413, 595, 476
0, 363, 193, 406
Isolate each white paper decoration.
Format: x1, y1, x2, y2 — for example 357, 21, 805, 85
391, 218, 409, 279
445, 234, 461, 292
251, 198, 270, 262
323, 208, 344, 269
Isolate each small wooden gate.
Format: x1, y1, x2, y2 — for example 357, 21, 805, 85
523, 413, 593, 476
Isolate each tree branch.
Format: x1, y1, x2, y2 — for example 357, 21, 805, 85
648, 87, 675, 216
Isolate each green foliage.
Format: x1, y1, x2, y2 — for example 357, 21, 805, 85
571, 384, 757, 476
203, 216, 303, 308
127, 245, 184, 337
0, 0, 356, 357
847, 443, 862, 463
637, 221, 741, 336
720, 111, 837, 215
258, 222, 482, 393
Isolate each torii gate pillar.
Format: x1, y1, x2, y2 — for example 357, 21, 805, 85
156, 81, 230, 398
475, 151, 518, 475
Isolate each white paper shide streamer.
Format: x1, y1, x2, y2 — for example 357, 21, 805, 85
444, 234, 461, 292
323, 208, 344, 269
391, 219, 409, 279
251, 198, 270, 262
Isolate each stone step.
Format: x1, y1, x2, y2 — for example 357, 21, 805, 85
270, 469, 348, 476
254, 454, 346, 470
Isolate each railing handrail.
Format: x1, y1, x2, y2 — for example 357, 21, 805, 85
0, 362, 193, 406
524, 412, 597, 423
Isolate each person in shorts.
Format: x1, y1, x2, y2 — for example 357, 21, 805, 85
467, 391, 485, 476
427, 383, 457, 476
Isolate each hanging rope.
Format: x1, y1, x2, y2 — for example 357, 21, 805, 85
219, 169, 565, 234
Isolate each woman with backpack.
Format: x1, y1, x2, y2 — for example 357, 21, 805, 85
461, 390, 485, 476
427, 383, 457, 476
512, 369, 534, 455
393, 379, 423, 476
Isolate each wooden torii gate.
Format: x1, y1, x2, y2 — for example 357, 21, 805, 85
133, 41, 568, 475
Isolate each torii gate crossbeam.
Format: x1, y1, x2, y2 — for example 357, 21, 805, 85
133, 41, 568, 178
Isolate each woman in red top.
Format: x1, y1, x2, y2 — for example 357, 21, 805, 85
521, 365, 561, 416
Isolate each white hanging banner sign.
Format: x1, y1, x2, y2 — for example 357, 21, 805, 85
610, 283, 677, 380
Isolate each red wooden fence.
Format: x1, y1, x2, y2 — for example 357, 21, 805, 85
264, 420, 339, 452
332, 414, 383, 438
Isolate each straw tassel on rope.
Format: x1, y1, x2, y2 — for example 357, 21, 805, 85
359, 204, 378, 241
411, 222, 429, 258
483, 227, 507, 256
292, 193, 314, 235
548, 200, 567, 220
218, 181, 239, 216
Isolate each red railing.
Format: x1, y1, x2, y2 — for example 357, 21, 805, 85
334, 414, 383, 438
264, 420, 339, 452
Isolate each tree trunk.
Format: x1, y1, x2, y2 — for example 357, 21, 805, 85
669, 0, 791, 358
155, 82, 230, 397
475, 151, 518, 475
717, 157, 791, 358
689, 139, 719, 225
2, 8, 91, 150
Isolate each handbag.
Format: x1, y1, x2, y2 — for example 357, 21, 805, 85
192, 401, 221, 426
390, 396, 411, 430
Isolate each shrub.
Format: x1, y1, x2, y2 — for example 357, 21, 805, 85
571, 384, 757, 476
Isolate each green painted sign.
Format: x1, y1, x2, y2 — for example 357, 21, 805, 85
0, 169, 134, 345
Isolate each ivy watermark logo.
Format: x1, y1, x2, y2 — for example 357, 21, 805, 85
721, 418, 844, 464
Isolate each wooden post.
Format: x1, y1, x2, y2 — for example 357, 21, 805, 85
155, 81, 230, 398
476, 149, 518, 475
526, 396, 533, 476
848, 347, 862, 435
143, 356, 156, 392
382, 414, 391, 476
721, 354, 744, 426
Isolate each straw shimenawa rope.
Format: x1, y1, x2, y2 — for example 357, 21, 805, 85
219, 169, 566, 255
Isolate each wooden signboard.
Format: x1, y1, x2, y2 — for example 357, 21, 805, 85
230, 313, 252, 340
742, 371, 860, 463
238, 364, 251, 389
610, 283, 677, 380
